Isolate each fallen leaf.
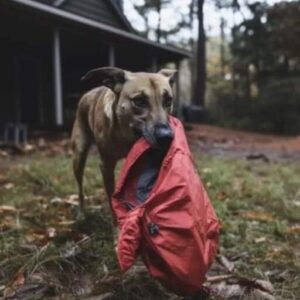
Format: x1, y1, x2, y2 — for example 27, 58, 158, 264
216, 191, 228, 201
25, 229, 53, 245
24, 144, 35, 152
292, 200, 300, 207
266, 246, 283, 259
204, 277, 275, 300
286, 224, 300, 234
255, 237, 267, 243
25, 232, 46, 243
0, 150, 9, 157
0, 216, 16, 231
255, 279, 274, 294
0, 205, 17, 213
240, 210, 276, 222
88, 205, 102, 211
4, 182, 14, 190
85, 293, 113, 300
4, 272, 25, 298
46, 227, 57, 238
50, 197, 63, 204
37, 138, 47, 149
203, 168, 213, 174
58, 220, 76, 226
64, 195, 79, 206
216, 255, 235, 273
0, 174, 7, 184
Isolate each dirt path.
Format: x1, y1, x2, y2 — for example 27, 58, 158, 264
186, 124, 300, 161
1, 125, 300, 163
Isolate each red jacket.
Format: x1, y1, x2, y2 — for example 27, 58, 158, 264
112, 117, 220, 296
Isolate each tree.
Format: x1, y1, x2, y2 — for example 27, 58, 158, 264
267, 1, 300, 72
230, 1, 300, 98
133, 0, 188, 43
192, 0, 206, 106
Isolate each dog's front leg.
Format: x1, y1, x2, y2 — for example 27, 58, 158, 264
99, 157, 117, 216
99, 157, 119, 244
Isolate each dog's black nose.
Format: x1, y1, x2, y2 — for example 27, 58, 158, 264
154, 123, 173, 145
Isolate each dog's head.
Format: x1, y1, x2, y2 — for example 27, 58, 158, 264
82, 67, 177, 147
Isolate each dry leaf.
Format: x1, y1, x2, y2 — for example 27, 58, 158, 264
240, 210, 276, 222
50, 197, 63, 204
85, 293, 113, 300
0, 216, 16, 231
286, 224, 300, 234
4, 272, 25, 298
25, 232, 46, 243
0, 150, 9, 157
4, 183, 14, 190
216, 255, 235, 273
0, 174, 7, 184
205, 277, 275, 300
64, 195, 79, 206
24, 144, 35, 152
37, 138, 47, 149
46, 227, 57, 238
58, 220, 76, 226
216, 191, 228, 201
203, 168, 213, 174
255, 237, 267, 243
25, 229, 52, 245
0, 205, 16, 213
266, 246, 283, 260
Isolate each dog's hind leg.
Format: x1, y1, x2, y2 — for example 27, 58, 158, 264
71, 119, 92, 219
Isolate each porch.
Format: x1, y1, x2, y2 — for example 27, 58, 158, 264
0, 0, 189, 143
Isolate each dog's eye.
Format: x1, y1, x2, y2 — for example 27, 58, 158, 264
163, 95, 173, 108
132, 96, 149, 108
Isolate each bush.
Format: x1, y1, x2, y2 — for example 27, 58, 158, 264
207, 77, 300, 135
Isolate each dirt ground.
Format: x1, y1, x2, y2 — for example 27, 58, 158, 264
185, 124, 300, 161
2, 124, 300, 164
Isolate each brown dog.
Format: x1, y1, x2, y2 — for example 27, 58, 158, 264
71, 67, 176, 217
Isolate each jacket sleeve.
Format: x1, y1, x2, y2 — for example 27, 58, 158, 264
117, 209, 143, 272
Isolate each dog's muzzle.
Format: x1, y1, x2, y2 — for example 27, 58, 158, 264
153, 123, 173, 147
139, 122, 173, 148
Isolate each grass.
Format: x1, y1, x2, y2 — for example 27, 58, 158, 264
0, 152, 299, 299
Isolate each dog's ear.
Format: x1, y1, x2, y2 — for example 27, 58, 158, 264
158, 69, 177, 86
81, 67, 127, 93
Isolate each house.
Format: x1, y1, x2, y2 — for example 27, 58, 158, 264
0, 0, 190, 142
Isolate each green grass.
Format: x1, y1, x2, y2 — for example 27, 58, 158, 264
0, 153, 299, 299
196, 156, 300, 298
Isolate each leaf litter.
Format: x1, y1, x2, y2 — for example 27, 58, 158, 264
0, 141, 299, 299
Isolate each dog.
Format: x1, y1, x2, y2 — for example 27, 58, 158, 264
71, 67, 177, 218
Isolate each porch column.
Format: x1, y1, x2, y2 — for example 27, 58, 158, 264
175, 60, 181, 117
151, 57, 158, 72
53, 27, 63, 126
109, 44, 115, 67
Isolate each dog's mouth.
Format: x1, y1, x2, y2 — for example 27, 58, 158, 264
132, 126, 172, 151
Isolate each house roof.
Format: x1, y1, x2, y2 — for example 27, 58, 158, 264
9, 0, 190, 60
31, 0, 134, 32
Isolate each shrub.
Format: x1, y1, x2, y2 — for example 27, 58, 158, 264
207, 77, 300, 134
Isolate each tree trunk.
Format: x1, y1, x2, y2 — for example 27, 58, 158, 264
189, 0, 196, 90
192, 0, 206, 106
156, 1, 162, 42
220, 17, 225, 77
